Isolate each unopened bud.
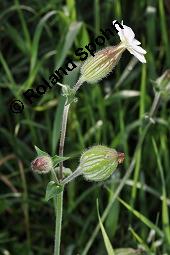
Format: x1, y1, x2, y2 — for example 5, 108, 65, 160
155, 69, 170, 101
31, 156, 53, 174
79, 145, 125, 181
80, 45, 125, 84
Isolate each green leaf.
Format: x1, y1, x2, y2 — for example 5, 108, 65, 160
34, 145, 49, 157
52, 155, 70, 167
128, 227, 150, 253
55, 21, 82, 68
118, 197, 164, 238
152, 138, 170, 244
45, 181, 63, 201
105, 182, 120, 240
97, 199, 115, 255
114, 248, 143, 255
30, 10, 57, 72
34, 146, 69, 167
66, 0, 76, 21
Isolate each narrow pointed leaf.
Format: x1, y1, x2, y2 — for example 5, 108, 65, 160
34, 145, 49, 157
52, 155, 70, 167
97, 199, 115, 255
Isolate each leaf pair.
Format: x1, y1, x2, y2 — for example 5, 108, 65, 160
34, 145, 69, 168
34, 145, 69, 201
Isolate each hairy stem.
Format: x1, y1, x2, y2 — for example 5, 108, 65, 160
59, 104, 70, 180
61, 167, 82, 185
54, 191, 63, 255
54, 78, 83, 255
58, 79, 83, 180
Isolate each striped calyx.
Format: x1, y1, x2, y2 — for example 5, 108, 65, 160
79, 145, 125, 182
80, 45, 125, 83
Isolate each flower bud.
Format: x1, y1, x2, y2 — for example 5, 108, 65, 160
31, 156, 53, 174
155, 69, 170, 101
80, 45, 125, 83
79, 145, 125, 181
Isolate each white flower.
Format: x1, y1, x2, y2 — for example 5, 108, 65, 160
113, 20, 147, 63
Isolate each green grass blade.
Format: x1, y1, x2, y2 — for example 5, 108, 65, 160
129, 226, 151, 254
152, 138, 170, 244
118, 197, 163, 238
30, 10, 57, 73
15, 0, 31, 51
55, 21, 82, 68
66, 0, 76, 21
159, 0, 170, 66
97, 199, 115, 255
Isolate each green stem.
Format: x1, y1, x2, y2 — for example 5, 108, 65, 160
58, 78, 83, 180
54, 191, 63, 255
54, 78, 83, 255
59, 104, 70, 180
61, 167, 83, 185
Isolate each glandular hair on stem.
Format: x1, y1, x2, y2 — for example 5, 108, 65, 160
61, 167, 83, 185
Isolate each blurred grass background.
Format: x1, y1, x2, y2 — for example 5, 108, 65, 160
0, 0, 170, 254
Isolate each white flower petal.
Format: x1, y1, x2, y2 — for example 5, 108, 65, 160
133, 39, 141, 45
122, 25, 135, 43
117, 30, 126, 43
128, 48, 146, 63
132, 44, 147, 54
112, 20, 123, 33
113, 20, 147, 64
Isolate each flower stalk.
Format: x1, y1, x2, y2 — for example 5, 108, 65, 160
58, 79, 83, 181
54, 191, 63, 255
58, 104, 70, 180
61, 167, 83, 185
